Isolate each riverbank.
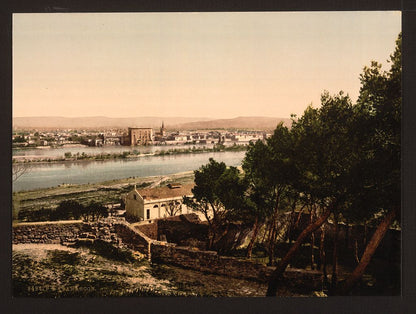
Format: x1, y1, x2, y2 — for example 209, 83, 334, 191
12, 143, 248, 164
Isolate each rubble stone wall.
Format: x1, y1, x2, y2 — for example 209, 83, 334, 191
151, 242, 271, 281
150, 243, 322, 286
113, 222, 152, 257
12, 219, 323, 287
12, 221, 84, 244
135, 223, 158, 240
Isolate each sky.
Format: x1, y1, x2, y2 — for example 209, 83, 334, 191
13, 12, 401, 119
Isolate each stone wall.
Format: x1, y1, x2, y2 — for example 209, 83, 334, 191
156, 219, 208, 244
12, 221, 84, 244
11, 219, 323, 287
136, 213, 207, 244
150, 242, 322, 286
135, 223, 158, 240
113, 222, 152, 258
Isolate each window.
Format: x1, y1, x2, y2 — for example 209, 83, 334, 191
146, 209, 150, 220
133, 194, 137, 200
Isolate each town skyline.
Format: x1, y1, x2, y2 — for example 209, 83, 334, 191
13, 12, 400, 119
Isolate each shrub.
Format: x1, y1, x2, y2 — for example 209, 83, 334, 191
52, 200, 84, 220
81, 201, 108, 222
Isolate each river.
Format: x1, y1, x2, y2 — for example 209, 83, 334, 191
13, 150, 246, 192
11, 143, 244, 158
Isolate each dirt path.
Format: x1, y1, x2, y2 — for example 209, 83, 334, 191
149, 176, 170, 188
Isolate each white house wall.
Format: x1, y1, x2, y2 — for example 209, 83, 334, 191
124, 185, 217, 222
125, 190, 144, 219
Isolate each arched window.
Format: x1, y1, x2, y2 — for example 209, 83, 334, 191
153, 204, 159, 208
133, 194, 137, 200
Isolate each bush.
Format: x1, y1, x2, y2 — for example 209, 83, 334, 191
17, 207, 54, 222
81, 201, 108, 222
51, 200, 84, 220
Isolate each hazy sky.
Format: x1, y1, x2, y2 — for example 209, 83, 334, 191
13, 12, 401, 119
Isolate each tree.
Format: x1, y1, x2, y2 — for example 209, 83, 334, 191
13, 135, 26, 143
183, 158, 245, 249
266, 33, 401, 296
166, 201, 182, 216
267, 91, 357, 296
81, 201, 108, 222
242, 124, 296, 262
337, 33, 401, 295
52, 200, 84, 220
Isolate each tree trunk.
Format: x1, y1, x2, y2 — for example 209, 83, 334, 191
260, 223, 268, 244
212, 223, 230, 251
310, 207, 316, 270
284, 200, 298, 243
267, 194, 280, 266
321, 224, 329, 288
294, 206, 304, 228
363, 220, 367, 245
208, 224, 216, 250
317, 224, 325, 270
268, 223, 277, 266
354, 239, 360, 264
345, 222, 350, 249
266, 207, 332, 296
337, 206, 399, 295
331, 213, 339, 290
247, 217, 260, 259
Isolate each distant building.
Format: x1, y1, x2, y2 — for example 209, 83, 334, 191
124, 127, 153, 146
125, 183, 194, 221
154, 122, 166, 143
160, 121, 166, 137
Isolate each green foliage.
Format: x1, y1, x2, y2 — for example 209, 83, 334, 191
52, 200, 84, 220
291, 91, 356, 208
242, 123, 297, 227
346, 33, 401, 222
17, 200, 102, 222
183, 158, 248, 248
81, 201, 109, 222
13, 135, 26, 143
17, 207, 54, 222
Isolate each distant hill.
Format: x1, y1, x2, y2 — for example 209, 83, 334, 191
13, 116, 292, 131
172, 116, 292, 131
12, 116, 212, 129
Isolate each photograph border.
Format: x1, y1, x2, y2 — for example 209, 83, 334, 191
2, 0, 415, 313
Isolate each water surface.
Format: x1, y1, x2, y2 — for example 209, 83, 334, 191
13, 151, 245, 192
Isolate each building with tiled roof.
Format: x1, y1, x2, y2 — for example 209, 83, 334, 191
125, 183, 194, 221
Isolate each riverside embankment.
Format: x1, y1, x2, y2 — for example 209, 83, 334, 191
13, 150, 245, 192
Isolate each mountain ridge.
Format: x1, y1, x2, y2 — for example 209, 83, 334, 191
13, 116, 291, 130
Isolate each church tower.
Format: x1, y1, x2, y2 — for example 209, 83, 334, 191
160, 121, 166, 136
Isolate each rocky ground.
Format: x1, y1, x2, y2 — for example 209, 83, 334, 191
12, 243, 319, 297
12, 243, 182, 297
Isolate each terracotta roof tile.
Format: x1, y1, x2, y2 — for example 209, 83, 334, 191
137, 184, 194, 201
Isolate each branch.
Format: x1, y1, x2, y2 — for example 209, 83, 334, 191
12, 163, 32, 182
